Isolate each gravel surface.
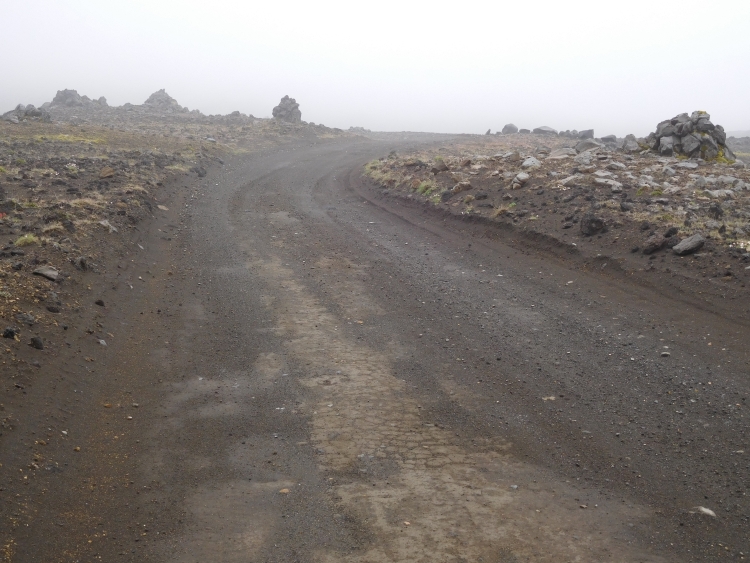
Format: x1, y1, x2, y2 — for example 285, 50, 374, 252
1, 136, 748, 562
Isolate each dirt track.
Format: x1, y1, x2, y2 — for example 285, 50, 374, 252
2, 136, 748, 562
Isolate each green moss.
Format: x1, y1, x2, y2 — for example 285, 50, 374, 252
0, 166, 7, 174
15, 234, 39, 247
14, 158, 26, 165
417, 180, 436, 195
651, 189, 664, 196
636, 186, 651, 197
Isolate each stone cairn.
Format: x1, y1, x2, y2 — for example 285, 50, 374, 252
646, 111, 736, 162
272, 95, 302, 123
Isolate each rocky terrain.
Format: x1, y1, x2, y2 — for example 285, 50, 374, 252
364, 116, 750, 299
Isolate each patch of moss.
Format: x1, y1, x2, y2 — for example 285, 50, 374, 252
0, 166, 7, 174
15, 234, 39, 246
651, 189, 664, 196
636, 186, 651, 197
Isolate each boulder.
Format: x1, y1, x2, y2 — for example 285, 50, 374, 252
519, 128, 530, 134
533, 126, 557, 135
672, 234, 705, 255
600, 134, 617, 144
579, 129, 594, 139
621, 134, 640, 152
501, 123, 518, 134
272, 95, 302, 123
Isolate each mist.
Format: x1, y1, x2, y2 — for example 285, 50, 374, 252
3, 0, 749, 136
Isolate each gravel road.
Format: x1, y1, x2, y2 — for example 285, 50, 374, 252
7, 136, 748, 562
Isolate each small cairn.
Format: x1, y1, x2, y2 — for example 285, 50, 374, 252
646, 111, 736, 162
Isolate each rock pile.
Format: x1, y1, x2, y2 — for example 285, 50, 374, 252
49, 89, 107, 108
143, 89, 185, 112
646, 111, 736, 162
272, 95, 302, 123
1, 104, 51, 123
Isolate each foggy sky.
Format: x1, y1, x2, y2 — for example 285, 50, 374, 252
3, 0, 749, 136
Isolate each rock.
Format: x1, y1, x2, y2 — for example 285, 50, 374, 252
575, 139, 602, 153
643, 233, 667, 254
672, 233, 705, 255
659, 136, 675, 156
3, 327, 19, 339
600, 134, 617, 144
99, 166, 115, 179
676, 160, 699, 169
51, 89, 84, 107
521, 157, 541, 169
513, 172, 530, 187
580, 214, 605, 236
504, 151, 522, 162
452, 181, 472, 194
620, 201, 635, 212
533, 126, 557, 135
502, 123, 518, 134
485, 129, 491, 135
272, 95, 302, 123
579, 129, 594, 139
2, 103, 51, 123
33, 266, 59, 281
607, 161, 627, 170
95, 299, 105, 307
30, 337, 44, 350
621, 134, 640, 152
432, 160, 449, 173
519, 128, 530, 134
548, 148, 576, 159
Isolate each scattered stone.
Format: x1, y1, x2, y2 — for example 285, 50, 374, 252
99, 166, 115, 179
575, 139, 602, 153
30, 336, 44, 350
502, 123, 518, 134
33, 266, 59, 281
3, 327, 19, 339
600, 134, 617, 145
548, 148, 576, 159
672, 234, 705, 255
521, 157, 541, 169
643, 233, 667, 254
452, 181, 472, 194
580, 214, 605, 236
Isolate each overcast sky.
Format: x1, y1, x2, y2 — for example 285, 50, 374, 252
2, 0, 749, 136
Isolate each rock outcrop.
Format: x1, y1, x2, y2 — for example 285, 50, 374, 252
51, 89, 84, 107
2, 104, 51, 123
646, 111, 736, 162
272, 95, 302, 123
